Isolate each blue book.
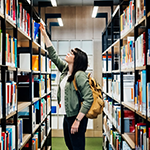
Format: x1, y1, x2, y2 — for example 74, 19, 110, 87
142, 70, 146, 115
1, 136, 3, 150
34, 22, 40, 40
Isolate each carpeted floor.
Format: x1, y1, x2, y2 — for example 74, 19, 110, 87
52, 137, 103, 150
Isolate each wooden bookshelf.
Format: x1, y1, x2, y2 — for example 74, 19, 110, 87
41, 136, 47, 148
33, 41, 41, 48
33, 124, 40, 134
112, 70, 120, 73
0, 12, 4, 18
136, 111, 146, 119
7, 66, 17, 71
20, 134, 32, 150
147, 12, 150, 18
122, 133, 135, 149
135, 16, 146, 27
18, 102, 31, 112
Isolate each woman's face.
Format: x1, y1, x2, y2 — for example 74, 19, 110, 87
65, 50, 75, 64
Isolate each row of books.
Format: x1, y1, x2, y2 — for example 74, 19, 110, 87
135, 32, 146, 67
32, 132, 39, 149
18, 118, 23, 149
102, 55, 112, 72
120, 0, 135, 36
5, 81, 17, 116
6, 0, 16, 24
135, 70, 146, 115
19, 53, 51, 73
18, 2, 30, 37
121, 37, 134, 69
0, 125, 16, 150
103, 116, 132, 150
6, 33, 17, 67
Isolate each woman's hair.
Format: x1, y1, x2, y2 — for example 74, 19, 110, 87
68, 48, 88, 82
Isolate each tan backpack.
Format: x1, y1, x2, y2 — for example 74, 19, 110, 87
73, 73, 104, 119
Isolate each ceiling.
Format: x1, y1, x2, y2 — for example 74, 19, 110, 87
33, 0, 120, 6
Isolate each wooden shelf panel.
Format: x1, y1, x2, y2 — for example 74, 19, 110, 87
32, 41, 41, 48
121, 68, 134, 72
33, 70, 40, 74
102, 71, 112, 74
6, 17, 16, 28
47, 146, 51, 150
41, 136, 47, 148
8, 66, 17, 71
122, 133, 135, 149
41, 47, 48, 55
148, 12, 150, 17
0, 12, 4, 18
20, 134, 31, 150
121, 26, 134, 40
18, 68, 31, 72
33, 97, 40, 103
18, 28, 31, 41
112, 70, 120, 73
136, 66, 146, 70
136, 111, 146, 119
135, 16, 146, 27
18, 102, 31, 112
6, 111, 17, 119
122, 102, 135, 112
33, 124, 40, 134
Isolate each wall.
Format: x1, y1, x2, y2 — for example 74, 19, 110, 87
37, 5, 111, 137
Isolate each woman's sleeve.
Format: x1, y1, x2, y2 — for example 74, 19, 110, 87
47, 46, 67, 72
75, 71, 94, 114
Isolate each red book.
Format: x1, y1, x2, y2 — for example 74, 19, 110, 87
2, 132, 5, 150
6, 131, 9, 150
27, 13, 30, 36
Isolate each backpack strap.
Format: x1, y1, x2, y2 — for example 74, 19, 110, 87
73, 76, 78, 91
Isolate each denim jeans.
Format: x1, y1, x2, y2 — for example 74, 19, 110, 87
63, 115, 88, 150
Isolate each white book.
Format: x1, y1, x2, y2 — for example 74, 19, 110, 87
19, 53, 31, 70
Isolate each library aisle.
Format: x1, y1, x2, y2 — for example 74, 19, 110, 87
1, 0, 150, 150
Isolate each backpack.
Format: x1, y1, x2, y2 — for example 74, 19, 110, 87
73, 73, 104, 119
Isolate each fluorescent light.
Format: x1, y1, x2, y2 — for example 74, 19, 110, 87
92, 6, 98, 18
57, 18, 63, 26
51, 0, 57, 7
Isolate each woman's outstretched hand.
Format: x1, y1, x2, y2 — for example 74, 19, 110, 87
39, 22, 47, 36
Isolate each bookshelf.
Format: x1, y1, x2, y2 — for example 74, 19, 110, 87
102, 0, 150, 149
0, 0, 52, 149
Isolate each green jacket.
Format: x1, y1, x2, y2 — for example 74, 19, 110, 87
47, 46, 93, 117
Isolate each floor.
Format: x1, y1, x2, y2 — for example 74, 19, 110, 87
52, 137, 103, 150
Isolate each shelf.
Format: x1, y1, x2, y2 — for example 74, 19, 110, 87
32, 41, 41, 48
47, 127, 51, 136
7, 66, 17, 71
112, 70, 120, 73
136, 111, 146, 119
122, 133, 135, 149
135, 16, 146, 27
18, 102, 31, 112
121, 26, 134, 40
112, 5, 120, 17
33, 98, 40, 103
147, 12, 150, 17
33, 70, 40, 74
121, 68, 134, 72
0, 12, 4, 18
41, 47, 48, 55
18, 68, 31, 73
6, 17, 16, 28
6, 111, 17, 119
136, 66, 146, 70
41, 72, 50, 74
47, 146, 51, 150
41, 136, 47, 148
20, 134, 31, 150
33, 124, 40, 134
18, 28, 31, 41
122, 101, 135, 112
148, 118, 150, 122
102, 71, 112, 74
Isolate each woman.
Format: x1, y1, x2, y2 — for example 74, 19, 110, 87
40, 23, 93, 150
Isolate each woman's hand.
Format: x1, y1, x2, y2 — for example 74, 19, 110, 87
39, 22, 47, 36
71, 120, 80, 134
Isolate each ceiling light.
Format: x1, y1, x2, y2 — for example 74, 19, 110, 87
92, 6, 98, 18
51, 0, 57, 7
57, 18, 63, 26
